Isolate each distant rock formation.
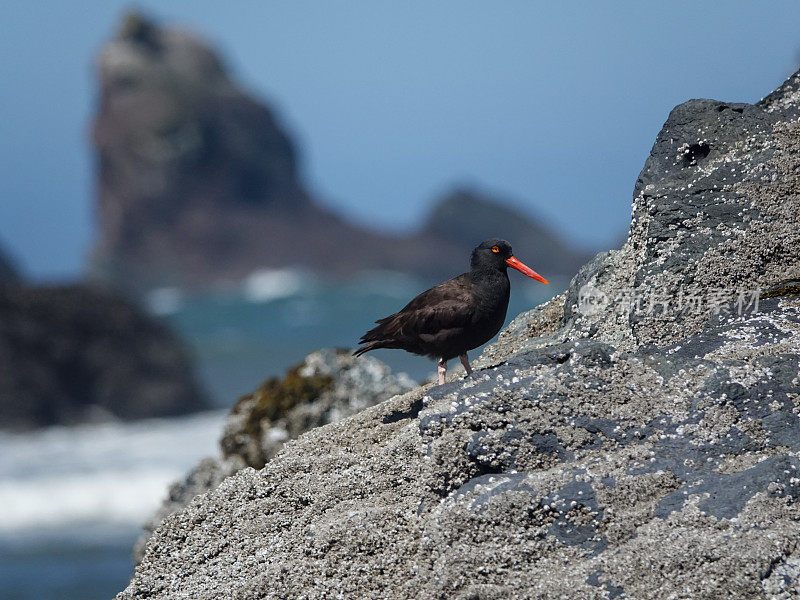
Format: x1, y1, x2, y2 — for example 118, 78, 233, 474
419, 188, 588, 280
90, 13, 589, 293
0, 283, 209, 430
122, 65, 800, 598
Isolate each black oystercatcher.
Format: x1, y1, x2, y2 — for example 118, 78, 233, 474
354, 239, 548, 384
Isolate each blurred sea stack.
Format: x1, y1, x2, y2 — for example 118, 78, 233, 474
419, 188, 588, 281
90, 13, 590, 294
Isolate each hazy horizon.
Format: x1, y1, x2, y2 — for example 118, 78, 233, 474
2, 1, 800, 280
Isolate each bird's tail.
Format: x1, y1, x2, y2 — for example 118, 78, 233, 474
353, 340, 390, 357
354, 314, 399, 357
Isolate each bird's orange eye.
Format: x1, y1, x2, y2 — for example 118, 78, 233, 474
491, 246, 500, 253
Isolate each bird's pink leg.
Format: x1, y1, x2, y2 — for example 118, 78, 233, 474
460, 353, 473, 375
437, 358, 447, 385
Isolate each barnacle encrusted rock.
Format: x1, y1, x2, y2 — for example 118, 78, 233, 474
121, 68, 800, 599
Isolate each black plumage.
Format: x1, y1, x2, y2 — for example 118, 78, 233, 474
354, 238, 548, 384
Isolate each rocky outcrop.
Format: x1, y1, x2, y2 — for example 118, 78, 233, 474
120, 66, 800, 600
90, 13, 589, 294
219, 349, 416, 469
420, 188, 588, 283
0, 284, 208, 430
132, 349, 415, 563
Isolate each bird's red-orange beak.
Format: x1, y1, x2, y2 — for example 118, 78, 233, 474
505, 256, 549, 284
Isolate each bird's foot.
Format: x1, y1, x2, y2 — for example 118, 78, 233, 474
438, 358, 447, 385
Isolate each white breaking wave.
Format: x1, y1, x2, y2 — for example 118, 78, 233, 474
0, 411, 226, 533
242, 268, 309, 303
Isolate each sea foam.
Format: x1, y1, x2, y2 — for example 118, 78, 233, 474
0, 411, 226, 533
242, 268, 308, 303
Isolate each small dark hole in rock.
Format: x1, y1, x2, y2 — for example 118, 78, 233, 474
681, 142, 711, 167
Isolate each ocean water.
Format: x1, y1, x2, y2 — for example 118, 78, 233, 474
2, 271, 562, 599
0, 411, 226, 600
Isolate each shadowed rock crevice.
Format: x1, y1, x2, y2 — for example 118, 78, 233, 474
382, 397, 424, 424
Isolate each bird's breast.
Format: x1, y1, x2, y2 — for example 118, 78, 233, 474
470, 273, 510, 313
466, 276, 510, 335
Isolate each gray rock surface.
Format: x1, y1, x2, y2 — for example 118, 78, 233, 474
121, 69, 800, 598
220, 348, 416, 469
132, 455, 246, 564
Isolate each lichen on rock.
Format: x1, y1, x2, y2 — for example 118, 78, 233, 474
223, 363, 334, 469
220, 349, 415, 469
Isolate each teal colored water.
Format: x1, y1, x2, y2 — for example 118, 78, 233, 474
0, 526, 138, 600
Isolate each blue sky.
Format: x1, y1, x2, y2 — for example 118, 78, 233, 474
1, 1, 799, 280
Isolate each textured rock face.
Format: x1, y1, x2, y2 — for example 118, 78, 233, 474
121, 72, 800, 598
561, 94, 800, 350
90, 13, 588, 293
0, 284, 208, 430
132, 349, 415, 564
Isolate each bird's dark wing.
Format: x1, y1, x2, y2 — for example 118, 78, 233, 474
355, 273, 474, 354
394, 273, 471, 316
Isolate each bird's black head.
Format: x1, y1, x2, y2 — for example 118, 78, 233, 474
470, 238, 549, 284
471, 238, 513, 270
